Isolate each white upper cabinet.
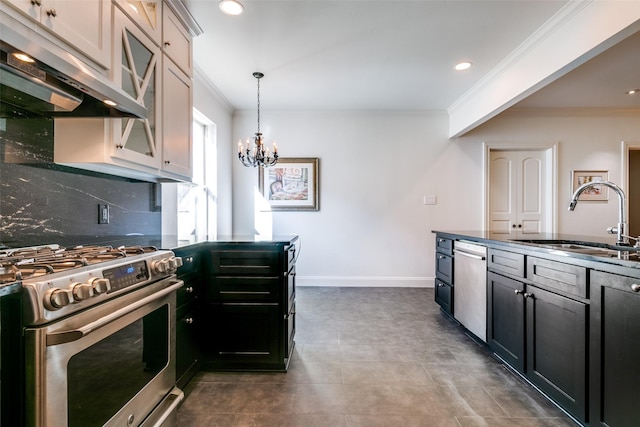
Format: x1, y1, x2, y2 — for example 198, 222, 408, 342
161, 56, 192, 179
162, 4, 191, 76
3, 0, 111, 67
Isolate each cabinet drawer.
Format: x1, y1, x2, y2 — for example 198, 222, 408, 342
211, 250, 280, 276
436, 236, 453, 255
176, 273, 199, 307
527, 257, 587, 298
488, 248, 525, 278
434, 278, 453, 315
435, 253, 453, 283
210, 276, 280, 302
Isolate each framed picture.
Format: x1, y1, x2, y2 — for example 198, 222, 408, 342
571, 170, 609, 201
259, 157, 319, 211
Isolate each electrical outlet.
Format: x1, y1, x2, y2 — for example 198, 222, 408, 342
98, 204, 109, 224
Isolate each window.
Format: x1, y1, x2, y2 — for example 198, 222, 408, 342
176, 109, 217, 241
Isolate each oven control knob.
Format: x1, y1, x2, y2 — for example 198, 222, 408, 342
167, 256, 183, 271
90, 278, 111, 294
151, 259, 168, 274
44, 288, 73, 310
72, 283, 94, 301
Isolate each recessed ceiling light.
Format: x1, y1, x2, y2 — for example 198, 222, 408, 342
219, 0, 244, 15
103, 100, 117, 107
626, 89, 639, 95
455, 61, 472, 71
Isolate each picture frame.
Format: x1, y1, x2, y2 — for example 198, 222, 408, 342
259, 157, 319, 211
571, 170, 609, 201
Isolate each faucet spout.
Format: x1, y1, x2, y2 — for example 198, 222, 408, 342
568, 180, 628, 246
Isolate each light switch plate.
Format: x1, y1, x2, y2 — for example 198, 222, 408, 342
423, 195, 437, 205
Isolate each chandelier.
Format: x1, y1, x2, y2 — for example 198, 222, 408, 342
238, 72, 279, 168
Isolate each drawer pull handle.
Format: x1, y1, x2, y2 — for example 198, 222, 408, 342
185, 287, 194, 293
514, 289, 524, 295
30, 0, 42, 6
631, 284, 640, 292
438, 283, 444, 287
46, 8, 56, 17
184, 317, 194, 324
524, 292, 534, 299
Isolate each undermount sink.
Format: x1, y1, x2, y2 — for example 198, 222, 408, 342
510, 239, 640, 259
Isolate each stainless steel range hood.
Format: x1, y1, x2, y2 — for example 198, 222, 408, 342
0, 26, 147, 119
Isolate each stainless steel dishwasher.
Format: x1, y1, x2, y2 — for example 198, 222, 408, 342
453, 241, 487, 342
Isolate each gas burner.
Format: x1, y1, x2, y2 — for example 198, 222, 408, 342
120, 245, 158, 255
0, 243, 160, 281
0, 262, 22, 285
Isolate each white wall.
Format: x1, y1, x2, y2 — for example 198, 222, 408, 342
231, 110, 484, 287
231, 108, 640, 287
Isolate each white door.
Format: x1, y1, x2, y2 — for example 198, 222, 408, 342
489, 150, 547, 235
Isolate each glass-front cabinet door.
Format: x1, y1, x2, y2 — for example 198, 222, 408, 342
114, 0, 162, 44
112, 7, 162, 170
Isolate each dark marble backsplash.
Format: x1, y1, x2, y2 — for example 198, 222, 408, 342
0, 113, 161, 241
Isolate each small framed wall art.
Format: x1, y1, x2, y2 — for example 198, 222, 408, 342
259, 157, 319, 211
571, 170, 609, 201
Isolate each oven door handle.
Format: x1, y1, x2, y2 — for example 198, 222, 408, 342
46, 280, 184, 346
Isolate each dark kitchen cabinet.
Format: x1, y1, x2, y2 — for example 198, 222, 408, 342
0, 289, 24, 427
434, 234, 454, 316
487, 251, 588, 423
590, 270, 640, 427
487, 271, 525, 371
172, 246, 203, 389
202, 240, 297, 371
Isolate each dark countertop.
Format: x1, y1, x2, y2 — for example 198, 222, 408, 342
0, 234, 299, 251
432, 230, 640, 273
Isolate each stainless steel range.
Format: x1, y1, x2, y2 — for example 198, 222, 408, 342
0, 243, 184, 427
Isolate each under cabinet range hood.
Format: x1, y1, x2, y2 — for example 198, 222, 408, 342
0, 35, 146, 119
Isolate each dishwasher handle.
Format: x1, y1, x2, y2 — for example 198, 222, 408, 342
453, 248, 486, 261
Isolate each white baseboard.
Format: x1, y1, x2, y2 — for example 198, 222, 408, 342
297, 276, 435, 288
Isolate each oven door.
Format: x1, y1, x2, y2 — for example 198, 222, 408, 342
25, 278, 183, 427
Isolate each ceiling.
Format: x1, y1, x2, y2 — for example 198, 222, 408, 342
183, 0, 639, 113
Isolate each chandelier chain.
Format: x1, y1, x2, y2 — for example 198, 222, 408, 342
256, 76, 260, 134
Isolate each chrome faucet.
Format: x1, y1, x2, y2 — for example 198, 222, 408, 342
568, 180, 629, 246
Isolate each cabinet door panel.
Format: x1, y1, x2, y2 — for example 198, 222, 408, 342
590, 270, 640, 427
161, 58, 192, 179
175, 309, 200, 389
526, 285, 587, 421
112, 8, 162, 169
205, 303, 281, 369
487, 272, 525, 372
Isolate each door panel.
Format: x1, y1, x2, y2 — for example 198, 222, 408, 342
490, 150, 547, 234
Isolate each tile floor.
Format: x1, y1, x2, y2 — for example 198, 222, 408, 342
176, 287, 576, 426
